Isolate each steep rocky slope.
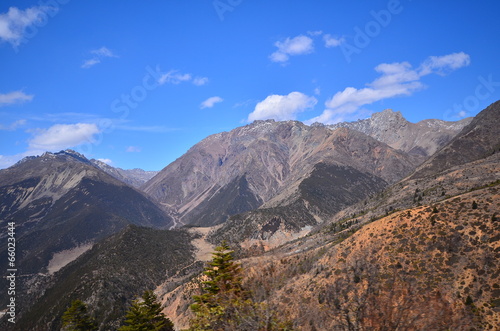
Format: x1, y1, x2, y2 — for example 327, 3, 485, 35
411, 100, 500, 179
0, 150, 174, 324
325, 108, 472, 157
143, 121, 421, 227
209, 162, 388, 249
0, 150, 173, 273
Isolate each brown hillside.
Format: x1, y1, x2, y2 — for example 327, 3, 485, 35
247, 185, 500, 330
161, 184, 500, 330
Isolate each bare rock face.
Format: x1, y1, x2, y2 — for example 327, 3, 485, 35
143, 120, 421, 227
326, 109, 472, 157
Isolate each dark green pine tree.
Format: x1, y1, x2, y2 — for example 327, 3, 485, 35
188, 241, 245, 330
187, 241, 294, 330
61, 300, 97, 331
119, 290, 174, 331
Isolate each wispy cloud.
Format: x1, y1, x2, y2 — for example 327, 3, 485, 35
307, 52, 471, 124
307, 30, 323, 37
0, 90, 34, 106
126, 146, 141, 153
28, 123, 101, 153
81, 58, 101, 69
91, 47, 117, 58
158, 70, 192, 85
0, 6, 49, 47
323, 34, 344, 48
419, 52, 471, 76
81, 46, 118, 69
200, 96, 223, 109
27, 112, 177, 134
115, 125, 178, 133
157, 70, 209, 86
269, 35, 314, 63
247, 92, 317, 122
30, 112, 103, 123
0, 119, 26, 131
193, 77, 209, 86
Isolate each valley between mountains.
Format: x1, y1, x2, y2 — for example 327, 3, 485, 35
1, 101, 499, 330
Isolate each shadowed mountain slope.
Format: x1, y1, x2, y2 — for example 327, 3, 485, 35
5, 225, 197, 331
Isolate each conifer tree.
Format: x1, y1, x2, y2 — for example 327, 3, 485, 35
61, 300, 97, 331
187, 241, 293, 330
119, 290, 174, 331
188, 240, 245, 330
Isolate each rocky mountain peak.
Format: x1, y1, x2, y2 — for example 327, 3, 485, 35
14, 149, 90, 168
370, 108, 407, 125
327, 109, 471, 157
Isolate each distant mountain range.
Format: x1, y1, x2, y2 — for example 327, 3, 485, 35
1, 102, 498, 330
90, 159, 158, 188
143, 110, 460, 226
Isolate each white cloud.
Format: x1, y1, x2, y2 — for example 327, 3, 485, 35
0, 90, 34, 106
248, 92, 317, 122
126, 146, 141, 153
81, 58, 101, 69
323, 34, 344, 48
91, 46, 117, 58
0, 6, 49, 47
308, 52, 471, 124
97, 158, 113, 165
81, 46, 118, 69
193, 77, 209, 86
157, 70, 209, 86
270, 35, 314, 63
28, 123, 101, 152
158, 70, 192, 85
200, 96, 223, 109
419, 52, 471, 76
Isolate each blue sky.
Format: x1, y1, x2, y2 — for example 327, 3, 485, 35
1, 0, 499, 170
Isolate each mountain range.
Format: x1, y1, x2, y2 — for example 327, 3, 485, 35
0, 101, 498, 330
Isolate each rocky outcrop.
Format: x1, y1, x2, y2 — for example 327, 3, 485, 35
326, 108, 472, 157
